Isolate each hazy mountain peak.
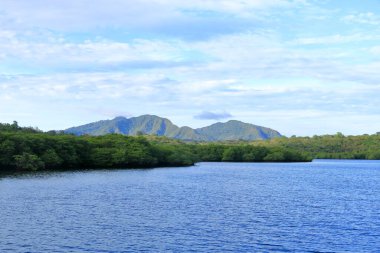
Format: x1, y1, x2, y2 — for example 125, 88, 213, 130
114, 116, 128, 121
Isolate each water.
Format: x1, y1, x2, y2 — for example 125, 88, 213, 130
1, 161, 379, 252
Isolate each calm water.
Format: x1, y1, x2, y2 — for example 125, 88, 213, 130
1, 161, 380, 252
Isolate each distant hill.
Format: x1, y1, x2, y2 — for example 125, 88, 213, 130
65, 115, 282, 141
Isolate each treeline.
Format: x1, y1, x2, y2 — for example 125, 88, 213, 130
253, 133, 380, 160
193, 144, 308, 162
0, 122, 308, 172
0, 121, 41, 134
0, 122, 198, 172
1, 122, 380, 172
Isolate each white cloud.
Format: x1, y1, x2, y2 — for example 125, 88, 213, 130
293, 33, 380, 45
1, 0, 380, 135
342, 12, 380, 25
1, 69, 380, 135
0, 0, 304, 34
165, 0, 304, 15
0, 34, 196, 74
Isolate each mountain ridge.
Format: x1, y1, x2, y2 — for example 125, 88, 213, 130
65, 115, 282, 141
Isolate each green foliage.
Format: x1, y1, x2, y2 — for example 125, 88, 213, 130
195, 144, 225, 161
222, 147, 244, 161
2, 121, 380, 172
263, 151, 285, 162
0, 129, 199, 172
14, 153, 45, 171
0, 139, 16, 167
41, 149, 63, 168
0, 122, 41, 133
250, 133, 380, 161
90, 148, 116, 167
366, 151, 380, 160
242, 146, 268, 161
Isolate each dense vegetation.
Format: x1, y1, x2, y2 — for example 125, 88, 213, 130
1, 122, 380, 172
192, 133, 380, 162
0, 122, 198, 172
253, 133, 380, 160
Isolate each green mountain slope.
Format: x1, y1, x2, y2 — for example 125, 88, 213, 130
195, 120, 282, 141
65, 115, 282, 141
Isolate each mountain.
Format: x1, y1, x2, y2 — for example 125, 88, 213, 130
196, 120, 282, 141
65, 115, 282, 141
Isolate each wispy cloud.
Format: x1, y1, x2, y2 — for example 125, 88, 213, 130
293, 33, 380, 45
342, 12, 380, 25
0, 0, 304, 40
194, 111, 233, 120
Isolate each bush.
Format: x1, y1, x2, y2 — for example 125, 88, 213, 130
14, 153, 45, 171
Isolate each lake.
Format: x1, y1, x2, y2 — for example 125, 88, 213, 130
1, 161, 379, 252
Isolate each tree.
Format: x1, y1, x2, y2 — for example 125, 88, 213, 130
11, 121, 19, 130
41, 149, 63, 168
366, 151, 380, 160
198, 144, 224, 161
0, 139, 16, 167
242, 146, 268, 162
91, 148, 116, 167
264, 151, 285, 162
222, 147, 243, 161
13, 153, 45, 171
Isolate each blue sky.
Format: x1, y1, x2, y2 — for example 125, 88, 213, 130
1, 0, 380, 136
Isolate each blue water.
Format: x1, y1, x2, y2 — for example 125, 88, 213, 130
1, 161, 379, 252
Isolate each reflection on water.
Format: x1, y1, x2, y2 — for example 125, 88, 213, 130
1, 161, 380, 252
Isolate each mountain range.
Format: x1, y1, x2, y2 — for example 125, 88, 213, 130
65, 115, 282, 141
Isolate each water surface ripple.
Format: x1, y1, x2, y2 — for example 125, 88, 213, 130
1, 161, 379, 252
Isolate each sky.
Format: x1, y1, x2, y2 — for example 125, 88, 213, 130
1, 0, 380, 136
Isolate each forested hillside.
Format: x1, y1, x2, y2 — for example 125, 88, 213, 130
65, 115, 282, 141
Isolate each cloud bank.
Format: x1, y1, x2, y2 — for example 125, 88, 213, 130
1, 0, 380, 136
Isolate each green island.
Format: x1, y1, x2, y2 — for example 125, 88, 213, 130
1, 121, 380, 172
